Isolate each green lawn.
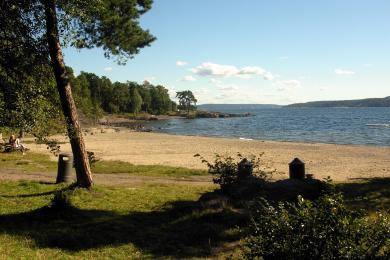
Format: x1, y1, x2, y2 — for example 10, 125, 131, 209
0, 152, 57, 173
337, 177, 390, 213
1, 151, 389, 259
0, 152, 207, 177
92, 160, 207, 177
0, 181, 245, 259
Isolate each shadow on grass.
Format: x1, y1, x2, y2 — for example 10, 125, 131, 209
337, 177, 390, 212
0, 184, 77, 198
0, 198, 246, 258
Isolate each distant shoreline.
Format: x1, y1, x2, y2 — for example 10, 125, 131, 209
286, 96, 390, 108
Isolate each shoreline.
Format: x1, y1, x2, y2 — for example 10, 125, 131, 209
141, 130, 390, 149
26, 128, 390, 182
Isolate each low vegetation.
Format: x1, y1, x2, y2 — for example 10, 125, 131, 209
0, 181, 244, 259
0, 152, 57, 173
1, 152, 389, 259
243, 193, 390, 259
92, 160, 206, 177
0, 152, 206, 178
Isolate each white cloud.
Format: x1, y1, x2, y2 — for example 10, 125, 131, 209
181, 75, 196, 82
104, 67, 113, 72
238, 66, 266, 75
192, 62, 239, 77
335, 69, 355, 75
176, 61, 188, 66
274, 80, 302, 91
192, 62, 273, 80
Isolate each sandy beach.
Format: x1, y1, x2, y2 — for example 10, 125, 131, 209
25, 128, 390, 182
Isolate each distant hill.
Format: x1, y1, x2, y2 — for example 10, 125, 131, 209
286, 96, 390, 108
198, 104, 281, 111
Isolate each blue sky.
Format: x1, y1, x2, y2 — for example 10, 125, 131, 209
63, 0, 390, 105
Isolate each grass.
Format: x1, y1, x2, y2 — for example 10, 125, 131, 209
336, 177, 390, 213
0, 181, 245, 259
91, 160, 207, 177
1, 151, 389, 258
0, 152, 207, 178
0, 152, 57, 173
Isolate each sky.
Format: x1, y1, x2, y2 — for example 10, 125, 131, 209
63, 0, 390, 105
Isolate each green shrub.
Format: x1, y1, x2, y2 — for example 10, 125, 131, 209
195, 153, 272, 192
243, 193, 390, 259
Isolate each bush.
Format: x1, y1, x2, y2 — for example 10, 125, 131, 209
243, 193, 390, 259
195, 153, 273, 191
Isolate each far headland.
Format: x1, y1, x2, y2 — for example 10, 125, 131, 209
285, 96, 390, 108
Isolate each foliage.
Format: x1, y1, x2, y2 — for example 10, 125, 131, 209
130, 86, 142, 115
0, 0, 157, 178
243, 193, 390, 259
176, 90, 197, 114
195, 153, 272, 191
57, 0, 156, 64
0, 1, 62, 136
42, 138, 62, 156
74, 72, 176, 116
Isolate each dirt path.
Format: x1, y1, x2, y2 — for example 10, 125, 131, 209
0, 169, 214, 187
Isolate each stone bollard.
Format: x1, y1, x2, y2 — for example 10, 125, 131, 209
56, 153, 73, 183
289, 158, 305, 180
238, 158, 253, 180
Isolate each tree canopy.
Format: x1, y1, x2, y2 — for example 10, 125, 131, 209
71, 71, 176, 116
0, 0, 157, 187
176, 91, 197, 114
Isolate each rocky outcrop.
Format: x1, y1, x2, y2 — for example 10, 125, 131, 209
195, 110, 252, 119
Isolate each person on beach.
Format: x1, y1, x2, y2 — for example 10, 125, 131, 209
9, 134, 26, 154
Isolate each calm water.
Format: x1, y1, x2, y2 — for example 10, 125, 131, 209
145, 107, 390, 146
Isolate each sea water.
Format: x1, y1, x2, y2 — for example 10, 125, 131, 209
145, 107, 390, 146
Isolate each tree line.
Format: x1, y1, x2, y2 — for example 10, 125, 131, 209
1, 0, 196, 188
69, 68, 177, 119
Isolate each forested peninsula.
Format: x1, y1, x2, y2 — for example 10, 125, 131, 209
286, 96, 390, 107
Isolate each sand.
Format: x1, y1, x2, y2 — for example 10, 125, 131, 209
27, 129, 390, 182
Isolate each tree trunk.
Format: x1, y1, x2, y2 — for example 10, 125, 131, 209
44, 0, 93, 188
